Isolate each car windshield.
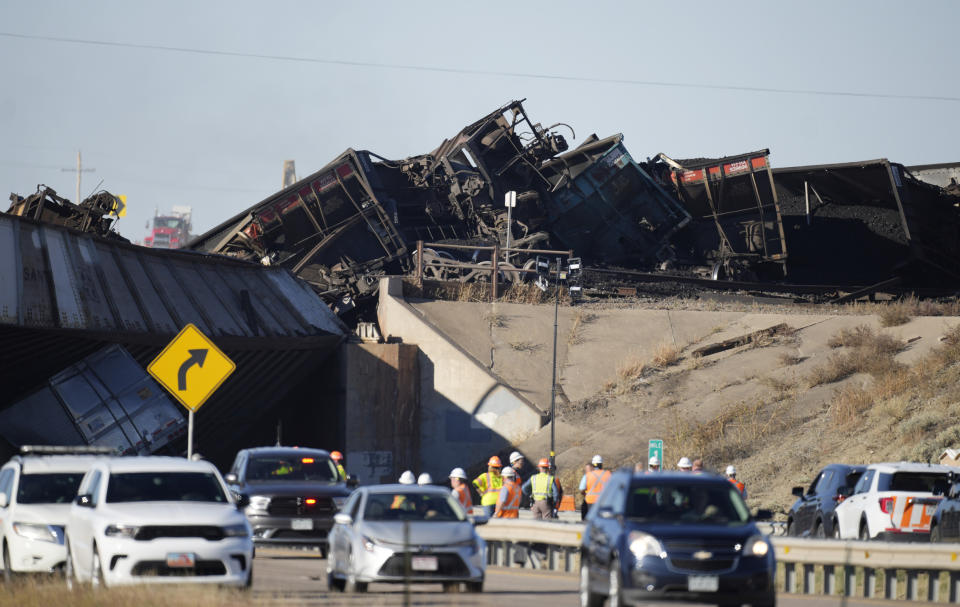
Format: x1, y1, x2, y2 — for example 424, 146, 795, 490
877, 472, 949, 493
626, 482, 750, 525
17, 473, 85, 504
363, 492, 465, 522
245, 455, 338, 482
106, 472, 227, 503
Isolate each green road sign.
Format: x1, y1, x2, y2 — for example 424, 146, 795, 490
648, 439, 663, 466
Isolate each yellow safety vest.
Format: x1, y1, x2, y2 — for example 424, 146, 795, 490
337, 464, 346, 481
474, 472, 503, 506
532, 473, 555, 502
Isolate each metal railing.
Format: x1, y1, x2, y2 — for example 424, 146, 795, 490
414, 240, 572, 300
477, 519, 960, 602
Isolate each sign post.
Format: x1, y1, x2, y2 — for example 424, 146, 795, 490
147, 323, 236, 459
504, 191, 516, 262
648, 439, 664, 469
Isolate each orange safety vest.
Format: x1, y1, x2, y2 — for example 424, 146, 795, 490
729, 477, 746, 497
584, 469, 611, 504
495, 481, 521, 518
453, 484, 473, 509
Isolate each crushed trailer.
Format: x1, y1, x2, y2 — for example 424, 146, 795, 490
7, 185, 128, 242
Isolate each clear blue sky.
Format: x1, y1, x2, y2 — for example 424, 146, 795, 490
2, 1, 958, 242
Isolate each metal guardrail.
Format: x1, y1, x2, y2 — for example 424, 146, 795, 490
477, 519, 960, 602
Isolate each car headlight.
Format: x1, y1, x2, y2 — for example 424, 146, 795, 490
742, 535, 770, 557
628, 531, 666, 560
248, 495, 271, 514
451, 536, 481, 555
223, 523, 250, 538
332, 496, 348, 510
362, 535, 377, 552
104, 524, 140, 539
13, 522, 59, 543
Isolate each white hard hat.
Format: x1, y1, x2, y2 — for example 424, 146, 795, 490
591, 454, 603, 466
501, 466, 516, 478
677, 457, 692, 469
399, 470, 416, 484
509, 451, 523, 463
417, 472, 433, 485
725, 465, 736, 476
449, 467, 467, 480
649, 455, 660, 466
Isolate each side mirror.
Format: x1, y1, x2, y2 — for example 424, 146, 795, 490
753, 508, 774, 521
235, 494, 250, 509
791, 486, 804, 498
837, 486, 853, 499
468, 514, 489, 526
224, 473, 238, 484
0, 493, 7, 508
333, 512, 353, 526
346, 475, 359, 488
76, 494, 94, 508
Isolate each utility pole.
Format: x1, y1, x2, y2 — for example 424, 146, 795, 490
549, 256, 560, 470
61, 150, 95, 204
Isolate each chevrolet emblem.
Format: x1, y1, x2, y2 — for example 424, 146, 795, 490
692, 550, 713, 560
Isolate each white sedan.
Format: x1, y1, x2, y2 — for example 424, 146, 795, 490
64, 456, 253, 587
327, 484, 486, 593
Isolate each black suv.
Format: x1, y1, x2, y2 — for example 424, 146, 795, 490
787, 463, 865, 538
225, 447, 354, 554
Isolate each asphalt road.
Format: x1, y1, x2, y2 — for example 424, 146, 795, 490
251, 551, 930, 606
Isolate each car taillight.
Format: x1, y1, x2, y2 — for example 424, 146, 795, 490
879, 497, 895, 514
834, 494, 846, 503
305, 498, 317, 506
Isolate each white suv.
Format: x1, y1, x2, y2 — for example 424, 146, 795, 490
833, 462, 953, 541
0, 446, 108, 580
64, 456, 253, 587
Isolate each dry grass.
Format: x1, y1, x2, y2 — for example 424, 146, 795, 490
484, 311, 508, 329
778, 351, 804, 366
758, 374, 796, 398
806, 326, 906, 387
509, 340, 541, 353
568, 310, 599, 346
670, 399, 790, 464
2, 578, 250, 607
651, 342, 681, 368
616, 357, 649, 383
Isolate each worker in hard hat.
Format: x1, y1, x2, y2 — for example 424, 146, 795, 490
331, 450, 347, 481
726, 465, 747, 499
449, 468, 473, 511
473, 456, 504, 517
522, 457, 559, 519
494, 467, 521, 518
677, 457, 693, 472
392, 470, 417, 509
508, 451, 530, 508
578, 454, 611, 520
417, 472, 433, 486
647, 455, 661, 473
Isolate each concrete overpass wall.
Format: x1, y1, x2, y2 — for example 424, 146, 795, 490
377, 277, 546, 481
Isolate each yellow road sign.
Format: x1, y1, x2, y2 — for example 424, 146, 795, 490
147, 323, 235, 412
113, 194, 127, 217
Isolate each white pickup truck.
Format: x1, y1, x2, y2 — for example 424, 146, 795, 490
833, 462, 953, 541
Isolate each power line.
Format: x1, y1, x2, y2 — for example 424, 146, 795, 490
2, 31, 959, 104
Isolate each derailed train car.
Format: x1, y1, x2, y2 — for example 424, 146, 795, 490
188, 100, 693, 311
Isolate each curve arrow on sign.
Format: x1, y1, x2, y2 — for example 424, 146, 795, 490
177, 348, 208, 391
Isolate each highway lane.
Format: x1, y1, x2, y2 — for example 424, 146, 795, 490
251, 551, 930, 606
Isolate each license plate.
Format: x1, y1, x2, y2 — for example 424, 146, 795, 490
291, 518, 313, 530
411, 556, 438, 571
166, 553, 196, 568
687, 575, 719, 592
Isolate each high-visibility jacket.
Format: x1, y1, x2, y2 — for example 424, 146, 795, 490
495, 480, 521, 518
584, 469, 611, 504
473, 472, 503, 507
452, 484, 473, 510
531, 472, 556, 502
336, 463, 347, 481
729, 477, 747, 499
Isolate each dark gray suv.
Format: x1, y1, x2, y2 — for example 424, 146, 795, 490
225, 447, 354, 554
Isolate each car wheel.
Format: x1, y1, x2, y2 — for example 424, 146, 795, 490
91, 547, 104, 588
608, 557, 623, 607
327, 570, 345, 592
579, 562, 603, 607
831, 519, 842, 539
814, 520, 825, 539
465, 579, 484, 593
931, 523, 942, 543
751, 596, 776, 607
858, 521, 871, 541
786, 520, 794, 537
319, 544, 329, 559
65, 540, 76, 590
442, 582, 461, 593
243, 563, 253, 590
2, 541, 12, 583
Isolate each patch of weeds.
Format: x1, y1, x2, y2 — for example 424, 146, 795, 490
778, 351, 804, 366
878, 302, 913, 327
568, 310, 599, 346
484, 312, 508, 329
509, 341, 541, 353
652, 342, 681, 368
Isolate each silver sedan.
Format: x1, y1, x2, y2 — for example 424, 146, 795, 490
327, 484, 486, 593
